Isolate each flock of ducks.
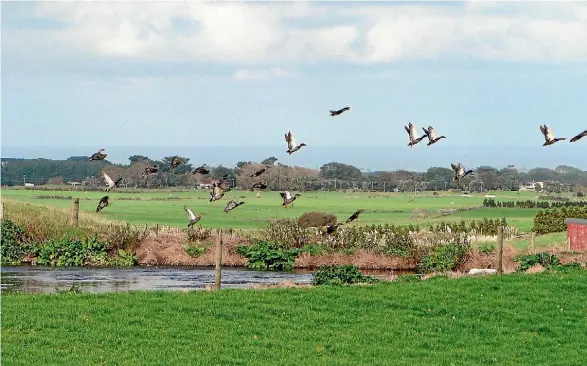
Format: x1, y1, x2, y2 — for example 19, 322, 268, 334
89, 110, 585, 232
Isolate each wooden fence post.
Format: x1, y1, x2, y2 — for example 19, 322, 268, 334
0, 200, 4, 220
72, 198, 79, 227
530, 232, 536, 254
496, 226, 503, 275
215, 228, 223, 290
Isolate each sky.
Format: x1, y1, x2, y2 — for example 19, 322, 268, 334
1, 1, 586, 171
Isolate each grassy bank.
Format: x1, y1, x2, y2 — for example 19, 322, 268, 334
3, 271, 587, 365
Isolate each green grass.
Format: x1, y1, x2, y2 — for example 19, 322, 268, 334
1, 188, 549, 231
2, 271, 587, 365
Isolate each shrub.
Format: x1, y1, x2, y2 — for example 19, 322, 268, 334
417, 242, 470, 273
312, 265, 379, 286
186, 227, 212, 243
577, 191, 585, 198
514, 252, 561, 271
533, 207, 587, 234
1, 219, 36, 265
298, 211, 337, 228
478, 243, 495, 255
184, 245, 206, 258
36, 236, 135, 267
236, 241, 302, 271
260, 219, 309, 248
102, 223, 147, 253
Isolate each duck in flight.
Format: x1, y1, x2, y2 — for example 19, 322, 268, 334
250, 182, 268, 191
451, 163, 474, 183
103, 172, 122, 192
250, 166, 270, 178
405, 123, 426, 148
224, 200, 245, 213
421, 126, 446, 146
96, 196, 109, 213
346, 209, 365, 223
325, 222, 343, 235
570, 130, 587, 143
184, 206, 204, 228
330, 107, 350, 116
169, 156, 183, 170
192, 164, 210, 175
89, 149, 107, 162
540, 124, 566, 146
285, 131, 307, 155
141, 165, 159, 178
280, 191, 301, 207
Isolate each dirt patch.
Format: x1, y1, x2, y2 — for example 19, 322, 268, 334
250, 281, 313, 290
294, 250, 416, 270
526, 264, 545, 274
135, 232, 248, 267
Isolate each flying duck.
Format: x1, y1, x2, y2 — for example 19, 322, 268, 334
280, 191, 301, 207
192, 164, 210, 175
212, 175, 231, 191
330, 106, 350, 116
451, 163, 474, 183
140, 165, 159, 178
96, 196, 109, 213
250, 166, 270, 178
570, 130, 587, 143
250, 182, 268, 191
209, 186, 226, 202
540, 124, 566, 146
325, 222, 343, 234
184, 206, 204, 228
224, 200, 245, 213
89, 149, 107, 162
346, 209, 365, 223
103, 172, 122, 192
422, 126, 446, 146
285, 131, 307, 155
405, 123, 426, 148
169, 156, 183, 170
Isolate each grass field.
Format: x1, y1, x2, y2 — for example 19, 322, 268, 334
1, 188, 549, 231
2, 270, 586, 365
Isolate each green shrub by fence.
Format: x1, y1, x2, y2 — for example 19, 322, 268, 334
532, 207, 587, 234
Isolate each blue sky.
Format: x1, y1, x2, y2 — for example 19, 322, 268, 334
1, 1, 586, 170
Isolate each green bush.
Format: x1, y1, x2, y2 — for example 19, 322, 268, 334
184, 245, 206, 258
533, 207, 587, 234
478, 243, 495, 255
312, 265, 379, 286
37, 236, 135, 267
1, 219, 36, 265
514, 253, 561, 271
236, 241, 302, 271
297, 211, 337, 228
260, 219, 309, 248
417, 243, 470, 273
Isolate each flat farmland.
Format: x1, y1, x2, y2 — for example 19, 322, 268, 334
1, 189, 547, 231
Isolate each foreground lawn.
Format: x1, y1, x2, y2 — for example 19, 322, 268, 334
3, 271, 587, 365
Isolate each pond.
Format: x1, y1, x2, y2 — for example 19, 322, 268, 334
0, 266, 408, 294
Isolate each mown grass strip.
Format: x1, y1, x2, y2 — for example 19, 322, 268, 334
2, 271, 587, 365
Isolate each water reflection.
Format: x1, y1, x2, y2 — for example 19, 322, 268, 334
1, 266, 414, 294
0, 266, 314, 294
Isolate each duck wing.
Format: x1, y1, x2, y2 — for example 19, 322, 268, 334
451, 163, 459, 172
225, 200, 237, 212
428, 126, 437, 140
103, 172, 115, 188
184, 206, 197, 220
409, 123, 418, 139
285, 131, 296, 150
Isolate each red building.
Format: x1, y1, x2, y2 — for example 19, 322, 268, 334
564, 218, 587, 251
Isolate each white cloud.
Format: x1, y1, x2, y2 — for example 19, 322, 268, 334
233, 68, 295, 80
5, 1, 587, 66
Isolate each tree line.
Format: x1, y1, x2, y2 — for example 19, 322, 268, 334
2, 155, 587, 193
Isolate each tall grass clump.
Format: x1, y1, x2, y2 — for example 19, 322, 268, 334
297, 211, 337, 228
260, 219, 310, 248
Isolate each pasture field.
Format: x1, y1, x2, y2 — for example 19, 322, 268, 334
2, 270, 587, 365
1, 188, 549, 231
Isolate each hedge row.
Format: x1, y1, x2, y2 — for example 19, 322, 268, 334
532, 207, 587, 234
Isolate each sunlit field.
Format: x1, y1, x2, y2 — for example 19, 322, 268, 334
1, 188, 554, 232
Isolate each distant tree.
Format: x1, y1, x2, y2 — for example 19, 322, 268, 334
474, 166, 500, 190
236, 161, 253, 168
319, 162, 362, 181
425, 167, 454, 190
261, 157, 279, 165
128, 155, 152, 164
47, 176, 64, 185
67, 156, 90, 161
